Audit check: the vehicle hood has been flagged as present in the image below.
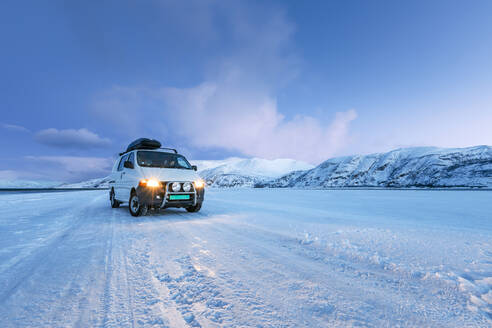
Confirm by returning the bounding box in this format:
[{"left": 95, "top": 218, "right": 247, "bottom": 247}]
[{"left": 137, "top": 167, "right": 200, "bottom": 182}]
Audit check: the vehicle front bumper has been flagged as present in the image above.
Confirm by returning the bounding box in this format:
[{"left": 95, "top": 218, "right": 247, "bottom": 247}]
[{"left": 136, "top": 185, "right": 204, "bottom": 208}]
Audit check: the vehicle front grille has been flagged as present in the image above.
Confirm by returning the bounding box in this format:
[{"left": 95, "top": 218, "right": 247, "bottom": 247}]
[{"left": 161, "top": 181, "right": 196, "bottom": 194}]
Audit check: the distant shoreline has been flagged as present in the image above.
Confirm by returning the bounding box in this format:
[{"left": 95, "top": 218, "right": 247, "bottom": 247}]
[
  {"left": 0, "top": 188, "right": 108, "bottom": 193},
  {"left": 1, "top": 187, "right": 491, "bottom": 194}
]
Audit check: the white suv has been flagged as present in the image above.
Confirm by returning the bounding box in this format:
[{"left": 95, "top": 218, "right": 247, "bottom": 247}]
[{"left": 109, "top": 139, "right": 204, "bottom": 216}]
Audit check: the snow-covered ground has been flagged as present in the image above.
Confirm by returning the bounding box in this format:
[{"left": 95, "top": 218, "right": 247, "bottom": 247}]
[{"left": 0, "top": 189, "right": 491, "bottom": 327}]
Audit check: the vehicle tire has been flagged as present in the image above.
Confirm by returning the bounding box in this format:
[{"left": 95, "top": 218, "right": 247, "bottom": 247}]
[
  {"left": 129, "top": 192, "right": 147, "bottom": 217},
  {"left": 186, "top": 203, "right": 201, "bottom": 213},
  {"left": 110, "top": 189, "right": 120, "bottom": 208}
]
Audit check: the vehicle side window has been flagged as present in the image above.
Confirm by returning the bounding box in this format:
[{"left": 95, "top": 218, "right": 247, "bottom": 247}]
[
  {"left": 117, "top": 154, "right": 128, "bottom": 171},
  {"left": 176, "top": 157, "right": 188, "bottom": 168},
  {"left": 128, "top": 152, "right": 134, "bottom": 165}
]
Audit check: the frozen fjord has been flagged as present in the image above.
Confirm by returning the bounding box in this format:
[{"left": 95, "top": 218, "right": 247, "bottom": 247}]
[{"left": 0, "top": 189, "right": 491, "bottom": 327}]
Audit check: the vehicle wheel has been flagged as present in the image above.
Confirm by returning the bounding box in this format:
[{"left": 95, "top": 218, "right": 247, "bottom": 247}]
[
  {"left": 186, "top": 203, "right": 201, "bottom": 213},
  {"left": 110, "top": 189, "right": 120, "bottom": 208},
  {"left": 129, "top": 192, "right": 147, "bottom": 217}
]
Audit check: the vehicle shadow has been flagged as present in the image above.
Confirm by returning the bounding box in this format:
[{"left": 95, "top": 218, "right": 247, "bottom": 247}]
[{"left": 113, "top": 204, "right": 220, "bottom": 223}]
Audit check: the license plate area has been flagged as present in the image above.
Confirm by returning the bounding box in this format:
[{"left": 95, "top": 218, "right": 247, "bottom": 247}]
[{"left": 169, "top": 194, "right": 191, "bottom": 200}]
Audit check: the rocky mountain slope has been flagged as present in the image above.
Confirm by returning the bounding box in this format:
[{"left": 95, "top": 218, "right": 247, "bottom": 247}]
[{"left": 257, "top": 146, "right": 492, "bottom": 188}]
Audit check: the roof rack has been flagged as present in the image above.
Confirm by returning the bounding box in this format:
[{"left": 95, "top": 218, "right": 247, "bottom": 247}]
[
  {"left": 119, "top": 138, "right": 163, "bottom": 156},
  {"left": 119, "top": 147, "right": 178, "bottom": 156},
  {"left": 160, "top": 147, "right": 178, "bottom": 154}
]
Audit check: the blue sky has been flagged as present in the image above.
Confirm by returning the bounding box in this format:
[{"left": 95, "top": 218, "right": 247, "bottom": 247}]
[{"left": 1, "top": 0, "right": 491, "bottom": 182}]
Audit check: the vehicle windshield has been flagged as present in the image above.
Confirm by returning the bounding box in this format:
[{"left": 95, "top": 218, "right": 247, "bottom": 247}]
[{"left": 137, "top": 151, "right": 192, "bottom": 169}]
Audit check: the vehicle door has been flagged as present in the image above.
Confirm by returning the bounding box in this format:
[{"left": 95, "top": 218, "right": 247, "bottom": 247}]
[
  {"left": 120, "top": 152, "right": 138, "bottom": 201},
  {"left": 115, "top": 154, "right": 128, "bottom": 201}
]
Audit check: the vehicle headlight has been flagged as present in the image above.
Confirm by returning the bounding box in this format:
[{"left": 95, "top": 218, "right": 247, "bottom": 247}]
[
  {"left": 171, "top": 182, "right": 181, "bottom": 192},
  {"left": 146, "top": 179, "right": 160, "bottom": 187},
  {"left": 182, "top": 182, "right": 192, "bottom": 192},
  {"left": 194, "top": 179, "right": 204, "bottom": 188},
  {"left": 139, "top": 179, "right": 161, "bottom": 188}
]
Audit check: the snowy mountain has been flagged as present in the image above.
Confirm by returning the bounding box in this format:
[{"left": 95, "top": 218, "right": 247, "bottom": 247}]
[
  {"left": 25, "top": 146, "right": 491, "bottom": 190},
  {"left": 193, "top": 158, "right": 314, "bottom": 187},
  {"left": 0, "top": 180, "right": 61, "bottom": 189},
  {"left": 57, "top": 176, "right": 112, "bottom": 189},
  {"left": 257, "top": 145, "right": 492, "bottom": 188}
]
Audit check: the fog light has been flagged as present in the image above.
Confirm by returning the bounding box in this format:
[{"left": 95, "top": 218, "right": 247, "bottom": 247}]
[
  {"left": 171, "top": 182, "right": 181, "bottom": 192},
  {"left": 182, "top": 182, "right": 192, "bottom": 192}
]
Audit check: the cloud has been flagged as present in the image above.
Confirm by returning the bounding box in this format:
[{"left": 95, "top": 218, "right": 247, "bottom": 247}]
[
  {"left": 25, "top": 156, "right": 113, "bottom": 182},
  {"left": 0, "top": 170, "right": 21, "bottom": 180},
  {"left": 35, "top": 128, "right": 111, "bottom": 149},
  {"left": 0, "top": 156, "right": 113, "bottom": 183},
  {"left": 1, "top": 123, "right": 30, "bottom": 133},
  {"left": 162, "top": 83, "right": 357, "bottom": 163},
  {"left": 92, "top": 1, "right": 357, "bottom": 163}
]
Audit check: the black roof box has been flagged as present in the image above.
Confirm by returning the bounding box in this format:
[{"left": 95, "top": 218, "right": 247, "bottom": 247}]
[{"left": 126, "top": 138, "right": 161, "bottom": 152}]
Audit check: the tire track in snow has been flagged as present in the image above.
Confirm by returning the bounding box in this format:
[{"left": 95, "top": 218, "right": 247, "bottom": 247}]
[
  {"left": 144, "top": 212, "right": 298, "bottom": 327},
  {"left": 169, "top": 216, "right": 480, "bottom": 327},
  {"left": 101, "top": 209, "right": 116, "bottom": 327},
  {"left": 98, "top": 209, "right": 168, "bottom": 328},
  {"left": 0, "top": 193, "right": 114, "bottom": 327},
  {"left": 2, "top": 189, "right": 491, "bottom": 327},
  {"left": 122, "top": 244, "right": 137, "bottom": 328},
  {"left": 153, "top": 255, "right": 232, "bottom": 327},
  {"left": 0, "top": 195, "right": 104, "bottom": 303},
  {"left": 135, "top": 212, "right": 236, "bottom": 327},
  {"left": 220, "top": 222, "right": 464, "bottom": 325}
]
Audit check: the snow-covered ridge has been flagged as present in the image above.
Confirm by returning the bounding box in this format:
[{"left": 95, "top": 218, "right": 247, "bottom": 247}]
[
  {"left": 258, "top": 145, "right": 492, "bottom": 188},
  {"left": 57, "top": 177, "right": 112, "bottom": 189},
  {"left": 5, "top": 146, "right": 489, "bottom": 189},
  {"left": 0, "top": 180, "right": 61, "bottom": 189},
  {"left": 193, "top": 157, "right": 314, "bottom": 188}
]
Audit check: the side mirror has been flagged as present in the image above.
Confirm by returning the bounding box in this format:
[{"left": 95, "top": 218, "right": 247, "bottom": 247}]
[
  {"left": 191, "top": 165, "right": 197, "bottom": 171},
  {"left": 124, "top": 161, "right": 134, "bottom": 169}
]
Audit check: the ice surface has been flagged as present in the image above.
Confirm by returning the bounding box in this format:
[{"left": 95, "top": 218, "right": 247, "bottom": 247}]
[{"left": 0, "top": 189, "right": 491, "bottom": 327}]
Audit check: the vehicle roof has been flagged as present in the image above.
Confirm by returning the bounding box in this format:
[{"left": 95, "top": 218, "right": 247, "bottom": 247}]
[{"left": 119, "top": 148, "right": 181, "bottom": 158}]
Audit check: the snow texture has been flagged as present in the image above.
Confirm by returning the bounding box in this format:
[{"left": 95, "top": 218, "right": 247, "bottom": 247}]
[
  {"left": 0, "top": 188, "right": 491, "bottom": 327},
  {"left": 259, "top": 145, "right": 492, "bottom": 188}
]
